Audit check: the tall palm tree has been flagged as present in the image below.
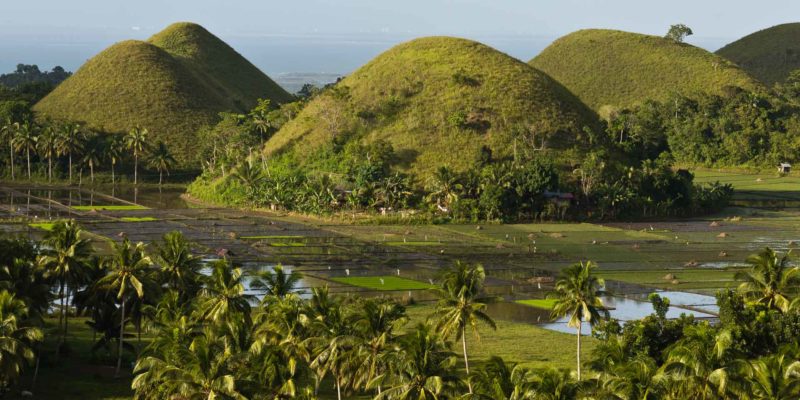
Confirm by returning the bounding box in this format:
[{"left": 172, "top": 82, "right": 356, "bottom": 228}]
[
  {"left": 740, "top": 347, "right": 800, "bottom": 399},
  {"left": 350, "top": 298, "right": 407, "bottom": 395},
  {"left": 735, "top": 247, "right": 800, "bottom": 312},
  {"left": 0, "top": 291, "right": 43, "bottom": 391},
  {"left": 1, "top": 120, "right": 18, "bottom": 180},
  {"left": 99, "top": 238, "right": 155, "bottom": 377},
  {"left": 13, "top": 122, "right": 38, "bottom": 180},
  {"left": 250, "top": 264, "right": 303, "bottom": 299},
  {"left": 433, "top": 261, "right": 497, "bottom": 394},
  {"left": 147, "top": 141, "right": 175, "bottom": 186},
  {"left": 198, "top": 260, "right": 253, "bottom": 327},
  {"left": 37, "top": 220, "right": 91, "bottom": 344},
  {"left": 468, "top": 356, "right": 535, "bottom": 400},
  {"left": 81, "top": 134, "right": 104, "bottom": 184},
  {"left": 36, "top": 124, "right": 58, "bottom": 182},
  {"left": 154, "top": 231, "right": 201, "bottom": 301},
  {"left": 550, "top": 261, "right": 608, "bottom": 380},
  {"left": 306, "top": 287, "right": 355, "bottom": 400},
  {"left": 126, "top": 127, "right": 148, "bottom": 185},
  {"left": 56, "top": 122, "right": 85, "bottom": 183},
  {"left": 107, "top": 134, "right": 124, "bottom": 186},
  {"left": 377, "top": 323, "right": 460, "bottom": 399}
]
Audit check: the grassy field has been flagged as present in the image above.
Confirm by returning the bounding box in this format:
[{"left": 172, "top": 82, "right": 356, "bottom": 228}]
[
  {"left": 331, "top": 276, "right": 435, "bottom": 290},
  {"left": 716, "top": 22, "right": 800, "bottom": 85},
  {"left": 119, "top": 217, "right": 158, "bottom": 222},
  {"left": 517, "top": 299, "right": 558, "bottom": 310}
]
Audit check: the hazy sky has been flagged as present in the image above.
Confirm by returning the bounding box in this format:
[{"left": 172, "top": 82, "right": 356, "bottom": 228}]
[{"left": 1, "top": 1, "right": 799, "bottom": 76}]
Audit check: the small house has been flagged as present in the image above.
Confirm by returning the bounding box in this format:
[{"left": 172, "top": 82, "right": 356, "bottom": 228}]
[{"left": 779, "top": 163, "right": 792, "bottom": 173}]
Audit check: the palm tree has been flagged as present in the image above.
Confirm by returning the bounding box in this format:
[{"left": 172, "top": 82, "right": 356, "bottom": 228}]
[
  {"left": 426, "top": 166, "right": 463, "bottom": 211},
  {"left": 56, "top": 122, "right": 85, "bottom": 183},
  {"left": 37, "top": 220, "right": 91, "bottom": 344},
  {"left": 306, "top": 287, "right": 355, "bottom": 400},
  {"left": 1, "top": 120, "right": 18, "bottom": 180},
  {"left": 81, "top": 134, "right": 104, "bottom": 184},
  {"left": 198, "top": 260, "right": 253, "bottom": 326},
  {"left": 350, "top": 298, "right": 407, "bottom": 395},
  {"left": 147, "top": 141, "right": 175, "bottom": 186},
  {"left": 0, "top": 291, "right": 43, "bottom": 391},
  {"left": 550, "top": 261, "right": 608, "bottom": 380},
  {"left": 468, "top": 356, "right": 535, "bottom": 400},
  {"left": 154, "top": 231, "right": 201, "bottom": 301},
  {"left": 13, "top": 122, "right": 38, "bottom": 180},
  {"left": 250, "top": 264, "right": 303, "bottom": 299},
  {"left": 530, "top": 367, "right": 583, "bottom": 400},
  {"left": 433, "top": 261, "right": 497, "bottom": 394},
  {"left": 126, "top": 127, "right": 148, "bottom": 185},
  {"left": 740, "top": 347, "right": 800, "bottom": 399},
  {"left": 36, "top": 124, "right": 58, "bottom": 182},
  {"left": 107, "top": 134, "right": 124, "bottom": 186},
  {"left": 377, "top": 323, "right": 460, "bottom": 399},
  {"left": 99, "top": 238, "right": 155, "bottom": 377},
  {"left": 735, "top": 248, "right": 800, "bottom": 312}
]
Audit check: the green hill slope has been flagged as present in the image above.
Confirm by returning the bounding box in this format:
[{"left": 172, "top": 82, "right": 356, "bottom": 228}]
[
  {"left": 263, "top": 36, "right": 600, "bottom": 179},
  {"left": 716, "top": 23, "right": 800, "bottom": 85},
  {"left": 34, "top": 23, "right": 291, "bottom": 166},
  {"left": 530, "top": 29, "right": 763, "bottom": 111}
]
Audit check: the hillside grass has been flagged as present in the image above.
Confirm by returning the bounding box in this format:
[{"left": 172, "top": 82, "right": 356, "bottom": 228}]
[
  {"left": 716, "top": 23, "right": 800, "bottom": 85},
  {"left": 530, "top": 29, "right": 764, "bottom": 111},
  {"left": 262, "top": 36, "right": 600, "bottom": 180},
  {"left": 34, "top": 22, "right": 291, "bottom": 167}
]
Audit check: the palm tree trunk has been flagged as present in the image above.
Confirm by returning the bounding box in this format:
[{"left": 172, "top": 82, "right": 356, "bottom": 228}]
[
  {"left": 336, "top": 377, "right": 341, "bottom": 400},
  {"left": 90, "top": 163, "right": 94, "bottom": 184},
  {"left": 576, "top": 323, "right": 582, "bottom": 380},
  {"left": 111, "top": 162, "right": 115, "bottom": 185},
  {"left": 134, "top": 154, "right": 138, "bottom": 185},
  {"left": 48, "top": 157, "right": 52, "bottom": 182},
  {"left": 64, "top": 286, "right": 70, "bottom": 339},
  {"left": 461, "top": 327, "right": 473, "bottom": 394},
  {"left": 26, "top": 148, "right": 31, "bottom": 180},
  {"left": 159, "top": 170, "right": 163, "bottom": 186},
  {"left": 9, "top": 143, "right": 13, "bottom": 180},
  {"left": 116, "top": 299, "right": 126, "bottom": 377},
  {"left": 68, "top": 153, "right": 73, "bottom": 183}
]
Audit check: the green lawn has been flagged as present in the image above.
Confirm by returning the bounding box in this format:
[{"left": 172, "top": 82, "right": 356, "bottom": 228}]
[
  {"left": 331, "top": 276, "right": 436, "bottom": 290},
  {"left": 28, "top": 222, "right": 56, "bottom": 231},
  {"left": 516, "top": 299, "right": 557, "bottom": 310},
  {"left": 72, "top": 205, "right": 149, "bottom": 211}
]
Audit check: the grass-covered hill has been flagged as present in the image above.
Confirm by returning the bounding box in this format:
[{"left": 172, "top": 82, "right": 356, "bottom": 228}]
[
  {"left": 716, "top": 23, "right": 800, "bottom": 85},
  {"left": 34, "top": 22, "right": 291, "bottom": 166},
  {"left": 530, "top": 29, "right": 763, "bottom": 112},
  {"left": 263, "top": 36, "right": 600, "bottom": 179}
]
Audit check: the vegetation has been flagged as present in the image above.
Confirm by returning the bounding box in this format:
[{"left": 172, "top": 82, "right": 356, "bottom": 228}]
[
  {"left": 331, "top": 276, "right": 434, "bottom": 291},
  {"left": 33, "top": 22, "right": 292, "bottom": 166},
  {"left": 530, "top": 29, "right": 764, "bottom": 111},
  {"left": 717, "top": 23, "right": 800, "bottom": 85}
]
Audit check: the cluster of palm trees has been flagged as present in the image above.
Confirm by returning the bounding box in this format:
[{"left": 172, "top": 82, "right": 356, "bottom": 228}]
[{"left": 0, "top": 119, "right": 176, "bottom": 185}]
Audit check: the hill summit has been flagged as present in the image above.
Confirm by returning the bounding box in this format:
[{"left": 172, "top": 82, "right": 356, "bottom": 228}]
[
  {"left": 716, "top": 23, "right": 800, "bottom": 85},
  {"left": 262, "top": 36, "right": 599, "bottom": 179},
  {"left": 530, "top": 29, "right": 763, "bottom": 112},
  {"left": 34, "top": 22, "right": 292, "bottom": 166}
]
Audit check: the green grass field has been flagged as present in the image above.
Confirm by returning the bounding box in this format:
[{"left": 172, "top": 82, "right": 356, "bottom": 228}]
[
  {"left": 516, "top": 299, "right": 558, "bottom": 310},
  {"left": 28, "top": 222, "right": 56, "bottom": 231},
  {"left": 119, "top": 217, "right": 158, "bottom": 222},
  {"left": 331, "top": 276, "right": 436, "bottom": 290},
  {"left": 72, "top": 205, "right": 149, "bottom": 211}
]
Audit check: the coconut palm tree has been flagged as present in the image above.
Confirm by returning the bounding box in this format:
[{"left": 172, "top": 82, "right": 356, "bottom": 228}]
[
  {"left": 81, "top": 134, "right": 104, "bottom": 185},
  {"left": 426, "top": 166, "right": 463, "bottom": 211},
  {"left": 0, "top": 291, "right": 43, "bottom": 391},
  {"left": 36, "top": 123, "right": 58, "bottom": 182},
  {"left": 13, "top": 122, "right": 38, "bottom": 180},
  {"left": 306, "top": 287, "right": 355, "bottom": 400},
  {"left": 56, "top": 122, "right": 85, "bottom": 183},
  {"left": 550, "top": 261, "right": 608, "bottom": 380},
  {"left": 735, "top": 247, "right": 800, "bottom": 312},
  {"left": 377, "top": 323, "right": 460, "bottom": 399},
  {"left": 99, "top": 238, "right": 155, "bottom": 377},
  {"left": 154, "top": 231, "right": 202, "bottom": 301},
  {"left": 107, "top": 134, "right": 124, "bottom": 186},
  {"left": 434, "top": 261, "right": 497, "bottom": 394},
  {"left": 126, "top": 127, "right": 148, "bottom": 185},
  {"left": 198, "top": 260, "right": 253, "bottom": 327},
  {"left": 467, "top": 356, "right": 536, "bottom": 400},
  {"left": 1, "top": 119, "right": 18, "bottom": 180},
  {"left": 37, "top": 220, "right": 91, "bottom": 344},
  {"left": 0, "top": 258, "right": 51, "bottom": 321},
  {"left": 250, "top": 264, "right": 303, "bottom": 299},
  {"left": 350, "top": 298, "right": 407, "bottom": 395},
  {"left": 530, "top": 367, "right": 583, "bottom": 400},
  {"left": 147, "top": 141, "right": 175, "bottom": 186},
  {"left": 740, "top": 346, "right": 800, "bottom": 399}
]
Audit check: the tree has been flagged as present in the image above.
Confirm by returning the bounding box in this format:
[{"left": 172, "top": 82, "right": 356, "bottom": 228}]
[
  {"left": 81, "top": 134, "right": 104, "bottom": 184},
  {"left": 56, "top": 122, "right": 85, "bottom": 183},
  {"left": 468, "top": 356, "right": 535, "bottom": 400},
  {"left": 434, "top": 261, "right": 497, "bottom": 394},
  {"left": 250, "top": 264, "right": 303, "bottom": 299},
  {"left": 0, "top": 291, "right": 43, "bottom": 391},
  {"left": 198, "top": 260, "right": 253, "bottom": 327},
  {"left": 735, "top": 248, "right": 800, "bottom": 312},
  {"left": 550, "top": 261, "right": 608, "bottom": 380},
  {"left": 659, "top": 324, "right": 738, "bottom": 398},
  {"left": 36, "top": 123, "right": 58, "bottom": 182},
  {"left": 12, "top": 121, "right": 37, "bottom": 180},
  {"left": 154, "top": 231, "right": 202, "bottom": 302},
  {"left": 147, "top": 141, "right": 175, "bottom": 186},
  {"left": 107, "top": 134, "right": 124, "bottom": 186},
  {"left": 350, "top": 298, "right": 407, "bottom": 395},
  {"left": 126, "top": 127, "right": 148, "bottom": 185},
  {"left": 666, "top": 24, "right": 693, "bottom": 43},
  {"left": 0, "top": 120, "right": 17, "bottom": 180},
  {"left": 99, "top": 238, "right": 155, "bottom": 377},
  {"left": 37, "top": 220, "right": 91, "bottom": 346},
  {"left": 426, "top": 166, "right": 463, "bottom": 212},
  {"left": 740, "top": 347, "right": 800, "bottom": 399},
  {"left": 306, "top": 287, "right": 354, "bottom": 400}
]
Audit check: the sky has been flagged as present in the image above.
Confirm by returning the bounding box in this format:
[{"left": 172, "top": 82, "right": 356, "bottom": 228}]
[{"left": 1, "top": 0, "right": 799, "bottom": 76}]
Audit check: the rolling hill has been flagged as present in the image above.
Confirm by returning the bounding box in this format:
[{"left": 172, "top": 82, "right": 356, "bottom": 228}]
[
  {"left": 530, "top": 29, "right": 763, "bottom": 112},
  {"left": 262, "top": 36, "right": 600, "bottom": 179},
  {"left": 34, "top": 22, "right": 291, "bottom": 166},
  {"left": 716, "top": 23, "right": 800, "bottom": 85}
]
